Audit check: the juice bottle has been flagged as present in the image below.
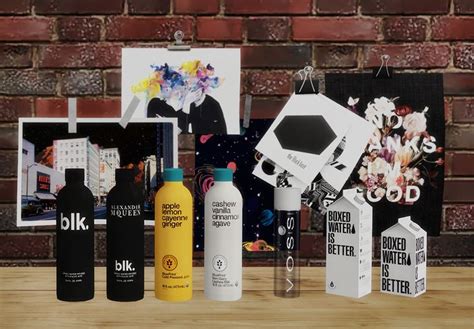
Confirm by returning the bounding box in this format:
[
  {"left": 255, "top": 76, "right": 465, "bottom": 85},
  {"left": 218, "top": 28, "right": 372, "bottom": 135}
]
[
  {"left": 155, "top": 168, "right": 193, "bottom": 301},
  {"left": 204, "top": 168, "right": 243, "bottom": 301}
]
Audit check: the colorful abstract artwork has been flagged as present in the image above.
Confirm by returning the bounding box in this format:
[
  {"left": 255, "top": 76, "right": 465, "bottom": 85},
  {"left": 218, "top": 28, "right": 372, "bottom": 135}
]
[{"left": 122, "top": 48, "right": 241, "bottom": 135}]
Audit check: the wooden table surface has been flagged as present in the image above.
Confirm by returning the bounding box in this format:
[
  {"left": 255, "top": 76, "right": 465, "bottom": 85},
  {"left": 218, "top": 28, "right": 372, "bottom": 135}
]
[{"left": 0, "top": 267, "right": 473, "bottom": 328}]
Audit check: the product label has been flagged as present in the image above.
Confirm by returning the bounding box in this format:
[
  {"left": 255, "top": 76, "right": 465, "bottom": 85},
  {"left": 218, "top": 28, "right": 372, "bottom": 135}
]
[
  {"left": 159, "top": 254, "right": 190, "bottom": 289},
  {"left": 60, "top": 212, "right": 89, "bottom": 231},
  {"left": 110, "top": 204, "right": 141, "bottom": 218},
  {"left": 161, "top": 203, "right": 189, "bottom": 228},
  {"left": 114, "top": 259, "right": 137, "bottom": 283},
  {"left": 211, "top": 255, "right": 238, "bottom": 288},
  {"left": 325, "top": 205, "right": 372, "bottom": 298},
  {"left": 211, "top": 201, "right": 239, "bottom": 228},
  {"left": 274, "top": 210, "right": 300, "bottom": 296},
  {"left": 381, "top": 234, "right": 426, "bottom": 296},
  {"left": 327, "top": 210, "right": 356, "bottom": 257},
  {"left": 61, "top": 271, "right": 86, "bottom": 283}
]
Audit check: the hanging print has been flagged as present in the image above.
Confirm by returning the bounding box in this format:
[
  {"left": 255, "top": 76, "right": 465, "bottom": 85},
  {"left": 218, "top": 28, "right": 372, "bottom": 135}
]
[
  {"left": 122, "top": 48, "right": 241, "bottom": 135},
  {"left": 325, "top": 73, "right": 445, "bottom": 235},
  {"left": 194, "top": 120, "right": 276, "bottom": 252}
]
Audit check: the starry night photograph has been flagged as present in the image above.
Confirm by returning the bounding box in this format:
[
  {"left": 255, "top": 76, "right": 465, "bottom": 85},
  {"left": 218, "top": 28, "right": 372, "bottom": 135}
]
[{"left": 194, "top": 119, "right": 276, "bottom": 252}]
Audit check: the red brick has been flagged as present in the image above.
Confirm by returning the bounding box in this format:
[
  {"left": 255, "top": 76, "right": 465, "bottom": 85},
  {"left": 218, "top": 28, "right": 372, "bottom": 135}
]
[
  {"left": 106, "top": 16, "right": 193, "bottom": 41},
  {"left": 446, "top": 125, "right": 474, "bottom": 150},
  {"left": 34, "top": 0, "right": 123, "bottom": 14},
  {"left": 444, "top": 73, "right": 474, "bottom": 96},
  {"left": 0, "top": 150, "right": 16, "bottom": 177},
  {"left": 0, "top": 127, "right": 17, "bottom": 149},
  {"left": 239, "top": 97, "right": 287, "bottom": 119},
  {"left": 0, "top": 0, "right": 30, "bottom": 14},
  {"left": 454, "top": 44, "right": 474, "bottom": 70},
  {"left": 292, "top": 17, "right": 380, "bottom": 41},
  {"left": 128, "top": 0, "right": 170, "bottom": 14},
  {"left": 361, "top": 0, "right": 449, "bottom": 14},
  {"left": 0, "top": 17, "right": 53, "bottom": 41},
  {"left": 445, "top": 151, "right": 453, "bottom": 177},
  {"left": 197, "top": 18, "right": 242, "bottom": 41},
  {"left": 300, "top": 233, "right": 325, "bottom": 258},
  {"left": 0, "top": 97, "right": 33, "bottom": 122},
  {"left": 454, "top": 0, "right": 474, "bottom": 14},
  {"left": 314, "top": 45, "right": 357, "bottom": 68},
  {"left": 225, "top": 0, "right": 312, "bottom": 14},
  {"left": 432, "top": 17, "right": 474, "bottom": 41},
  {"left": 105, "top": 70, "right": 121, "bottom": 96},
  {"left": 38, "top": 44, "right": 121, "bottom": 68},
  {"left": 444, "top": 97, "right": 453, "bottom": 124},
  {"left": 316, "top": 0, "right": 356, "bottom": 15},
  {"left": 452, "top": 98, "right": 474, "bottom": 123},
  {"left": 444, "top": 180, "right": 474, "bottom": 203},
  {"left": 363, "top": 44, "right": 450, "bottom": 68},
  {"left": 427, "top": 235, "right": 474, "bottom": 258},
  {"left": 35, "top": 98, "right": 121, "bottom": 118},
  {"left": 0, "top": 179, "right": 16, "bottom": 202},
  {"left": 0, "top": 205, "right": 19, "bottom": 231},
  {"left": 246, "top": 17, "right": 290, "bottom": 41},
  {"left": 451, "top": 153, "right": 474, "bottom": 176},
  {"left": 174, "top": 0, "right": 219, "bottom": 14},
  {"left": 383, "top": 17, "right": 427, "bottom": 41},
  {"left": 0, "top": 234, "right": 51, "bottom": 258},
  {"left": 0, "top": 45, "right": 31, "bottom": 68},
  {"left": 0, "top": 70, "right": 57, "bottom": 95},
  {"left": 241, "top": 45, "right": 311, "bottom": 68},
  {"left": 57, "top": 17, "right": 102, "bottom": 42},
  {"left": 246, "top": 70, "right": 293, "bottom": 96},
  {"left": 60, "top": 70, "right": 103, "bottom": 96},
  {"left": 178, "top": 151, "right": 195, "bottom": 177},
  {"left": 444, "top": 204, "right": 474, "bottom": 231}
]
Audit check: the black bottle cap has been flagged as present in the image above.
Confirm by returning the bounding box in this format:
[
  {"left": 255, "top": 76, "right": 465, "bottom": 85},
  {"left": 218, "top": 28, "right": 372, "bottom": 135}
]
[
  {"left": 116, "top": 168, "right": 134, "bottom": 184},
  {"left": 65, "top": 168, "right": 85, "bottom": 185}
]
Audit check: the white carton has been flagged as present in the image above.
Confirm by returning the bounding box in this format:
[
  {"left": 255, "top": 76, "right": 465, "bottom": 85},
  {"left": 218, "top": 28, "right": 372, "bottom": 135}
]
[
  {"left": 380, "top": 216, "right": 427, "bottom": 297},
  {"left": 326, "top": 188, "right": 372, "bottom": 298}
]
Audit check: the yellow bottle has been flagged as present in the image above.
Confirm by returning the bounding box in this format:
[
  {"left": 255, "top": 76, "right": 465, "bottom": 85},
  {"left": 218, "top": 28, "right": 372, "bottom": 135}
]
[{"left": 155, "top": 168, "right": 193, "bottom": 301}]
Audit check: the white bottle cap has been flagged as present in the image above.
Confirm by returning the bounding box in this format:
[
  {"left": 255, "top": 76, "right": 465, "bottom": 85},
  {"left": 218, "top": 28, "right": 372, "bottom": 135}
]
[{"left": 274, "top": 187, "right": 301, "bottom": 211}]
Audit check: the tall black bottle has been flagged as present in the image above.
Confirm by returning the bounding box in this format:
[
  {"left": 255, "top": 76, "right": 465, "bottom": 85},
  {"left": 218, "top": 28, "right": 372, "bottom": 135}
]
[
  {"left": 56, "top": 168, "right": 95, "bottom": 301},
  {"left": 107, "top": 169, "right": 144, "bottom": 301}
]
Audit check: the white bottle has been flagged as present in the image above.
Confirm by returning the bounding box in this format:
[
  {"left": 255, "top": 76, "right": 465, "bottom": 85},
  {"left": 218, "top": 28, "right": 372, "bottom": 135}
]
[{"left": 204, "top": 168, "right": 243, "bottom": 301}]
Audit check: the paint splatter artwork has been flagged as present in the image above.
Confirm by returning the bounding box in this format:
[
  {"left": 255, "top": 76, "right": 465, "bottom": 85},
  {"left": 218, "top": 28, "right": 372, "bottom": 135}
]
[{"left": 122, "top": 48, "right": 241, "bottom": 134}]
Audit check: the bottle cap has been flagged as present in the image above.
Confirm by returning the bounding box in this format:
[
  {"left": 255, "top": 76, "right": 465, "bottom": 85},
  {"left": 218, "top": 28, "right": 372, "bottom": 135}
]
[
  {"left": 164, "top": 168, "right": 183, "bottom": 182},
  {"left": 116, "top": 168, "right": 134, "bottom": 183},
  {"left": 274, "top": 187, "right": 301, "bottom": 211},
  {"left": 65, "top": 168, "right": 84, "bottom": 185},
  {"left": 214, "top": 168, "right": 233, "bottom": 182}
]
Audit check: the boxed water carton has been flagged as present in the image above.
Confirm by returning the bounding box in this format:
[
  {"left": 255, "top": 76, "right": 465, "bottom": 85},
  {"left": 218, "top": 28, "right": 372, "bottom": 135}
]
[
  {"left": 326, "top": 188, "right": 372, "bottom": 298},
  {"left": 380, "top": 216, "right": 427, "bottom": 297}
]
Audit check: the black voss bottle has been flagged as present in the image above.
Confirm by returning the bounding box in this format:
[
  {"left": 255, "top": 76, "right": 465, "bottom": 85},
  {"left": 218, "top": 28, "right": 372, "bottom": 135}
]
[
  {"left": 107, "top": 169, "right": 144, "bottom": 301},
  {"left": 56, "top": 168, "right": 95, "bottom": 301}
]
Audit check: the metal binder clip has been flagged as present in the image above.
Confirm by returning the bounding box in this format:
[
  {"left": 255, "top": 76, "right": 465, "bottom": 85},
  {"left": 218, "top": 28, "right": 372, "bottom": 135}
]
[
  {"left": 373, "top": 54, "right": 393, "bottom": 79},
  {"left": 294, "top": 66, "right": 319, "bottom": 94},
  {"left": 167, "top": 30, "right": 191, "bottom": 51}
]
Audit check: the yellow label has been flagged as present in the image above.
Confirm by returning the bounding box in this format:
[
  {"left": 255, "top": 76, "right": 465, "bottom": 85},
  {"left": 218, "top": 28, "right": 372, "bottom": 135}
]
[{"left": 154, "top": 182, "right": 193, "bottom": 301}]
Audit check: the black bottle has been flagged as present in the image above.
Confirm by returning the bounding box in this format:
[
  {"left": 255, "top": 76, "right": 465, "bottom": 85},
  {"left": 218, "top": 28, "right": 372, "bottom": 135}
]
[
  {"left": 56, "top": 168, "right": 95, "bottom": 301},
  {"left": 106, "top": 169, "right": 144, "bottom": 301}
]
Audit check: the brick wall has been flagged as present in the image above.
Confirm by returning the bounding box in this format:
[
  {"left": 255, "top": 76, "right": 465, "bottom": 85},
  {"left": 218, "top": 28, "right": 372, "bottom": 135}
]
[{"left": 0, "top": 0, "right": 473, "bottom": 266}]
